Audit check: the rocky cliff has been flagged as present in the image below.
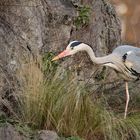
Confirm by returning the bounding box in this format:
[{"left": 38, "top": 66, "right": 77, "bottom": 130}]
[{"left": 1, "top": 0, "right": 137, "bottom": 139}]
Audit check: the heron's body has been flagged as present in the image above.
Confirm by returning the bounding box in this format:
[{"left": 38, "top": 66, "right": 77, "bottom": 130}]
[
  {"left": 52, "top": 41, "right": 140, "bottom": 118},
  {"left": 106, "top": 45, "right": 140, "bottom": 81}
]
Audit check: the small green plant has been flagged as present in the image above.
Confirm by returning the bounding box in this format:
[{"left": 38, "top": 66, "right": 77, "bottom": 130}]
[
  {"left": 42, "top": 52, "right": 58, "bottom": 75},
  {"left": 75, "top": 5, "right": 91, "bottom": 29},
  {"left": 15, "top": 123, "right": 35, "bottom": 139}
]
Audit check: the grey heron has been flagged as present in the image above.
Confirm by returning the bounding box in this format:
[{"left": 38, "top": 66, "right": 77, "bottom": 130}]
[{"left": 52, "top": 41, "right": 140, "bottom": 119}]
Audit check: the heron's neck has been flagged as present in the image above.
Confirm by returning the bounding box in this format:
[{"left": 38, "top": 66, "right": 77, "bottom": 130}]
[{"left": 84, "top": 45, "right": 113, "bottom": 64}]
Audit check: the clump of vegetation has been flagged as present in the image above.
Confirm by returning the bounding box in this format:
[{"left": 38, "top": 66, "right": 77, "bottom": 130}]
[
  {"left": 14, "top": 53, "right": 140, "bottom": 140},
  {"left": 42, "top": 52, "right": 58, "bottom": 74},
  {"left": 75, "top": 5, "right": 91, "bottom": 29}
]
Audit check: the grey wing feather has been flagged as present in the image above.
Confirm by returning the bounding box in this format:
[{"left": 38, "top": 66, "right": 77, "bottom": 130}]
[
  {"left": 113, "top": 45, "right": 140, "bottom": 55},
  {"left": 113, "top": 45, "right": 140, "bottom": 73},
  {"left": 126, "top": 52, "right": 140, "bottom": 73},
  {"left": 135, "top": 51, "right": 140, "bottom": 57}
]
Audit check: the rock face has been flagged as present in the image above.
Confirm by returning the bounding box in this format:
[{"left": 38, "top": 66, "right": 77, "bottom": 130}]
[
  {"left": 0, "top": 0, "right": 121, "bottom": 113},
  {"left": 0, "top": 0, "right": 133, "bottom": 139},
  {"left": 0, "top": 123, "right": 24, "bottom": 140},
  {"left": 0, "top": 123, "right": 59, "bottom": 140},
  {"left": 37, "top": 130, "right": 59, "bottom": 140}
]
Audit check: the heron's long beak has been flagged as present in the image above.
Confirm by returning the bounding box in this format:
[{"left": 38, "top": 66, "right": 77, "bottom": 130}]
[{"left": 52, "top": 50, "right": 70, "bottom": 61}]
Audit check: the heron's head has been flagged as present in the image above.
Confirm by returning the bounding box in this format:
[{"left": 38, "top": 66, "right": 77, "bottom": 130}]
[{"left": 52, "top": 41, "right": 87, "bottom": 61}]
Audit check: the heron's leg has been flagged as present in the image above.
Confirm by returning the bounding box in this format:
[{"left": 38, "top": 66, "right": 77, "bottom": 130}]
[{"left": 124, "top": 82, "right": 130, "bottom": 119}]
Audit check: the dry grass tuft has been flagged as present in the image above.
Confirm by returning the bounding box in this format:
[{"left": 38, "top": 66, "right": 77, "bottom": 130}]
[{"left": 16, "top": 54, "right": 140, "bottom": 140}]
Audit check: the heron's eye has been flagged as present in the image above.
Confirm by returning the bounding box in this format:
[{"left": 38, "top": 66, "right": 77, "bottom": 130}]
[{"left": 70, "top": 46, "right": 74, "bottom": 50}]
